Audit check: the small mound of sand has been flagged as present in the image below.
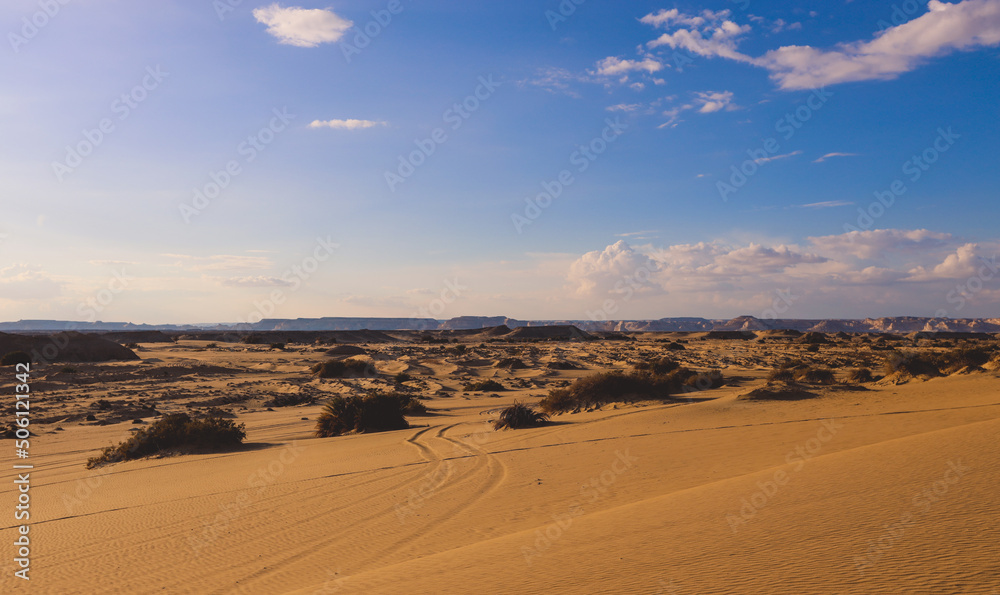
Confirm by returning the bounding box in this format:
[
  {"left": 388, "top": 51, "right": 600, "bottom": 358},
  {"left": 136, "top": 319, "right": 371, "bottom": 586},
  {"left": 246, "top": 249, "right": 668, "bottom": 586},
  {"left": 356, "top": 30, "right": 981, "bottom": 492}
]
[
  {"left": 496, "top": 357, "right": 527, "bottom": 370},
  {"left": 545, "top": 360, "right": 581, "bottom": 370},
  {"left": 739, "top": 383, "right": 817, "bottom": 401}
]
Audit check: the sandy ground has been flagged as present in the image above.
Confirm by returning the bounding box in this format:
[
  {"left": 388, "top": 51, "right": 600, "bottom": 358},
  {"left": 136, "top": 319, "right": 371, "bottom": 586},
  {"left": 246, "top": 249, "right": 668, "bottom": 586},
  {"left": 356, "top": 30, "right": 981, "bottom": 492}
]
[{"left": 2, "top": 336, "right": 999, "bottom": 594}]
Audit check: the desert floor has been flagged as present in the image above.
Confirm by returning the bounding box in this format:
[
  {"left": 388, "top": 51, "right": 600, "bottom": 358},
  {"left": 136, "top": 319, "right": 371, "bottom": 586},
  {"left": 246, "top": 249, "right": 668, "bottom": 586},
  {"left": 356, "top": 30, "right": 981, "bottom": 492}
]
[{"left": 2, "top": 335, "right": 999, "bottom": 594}]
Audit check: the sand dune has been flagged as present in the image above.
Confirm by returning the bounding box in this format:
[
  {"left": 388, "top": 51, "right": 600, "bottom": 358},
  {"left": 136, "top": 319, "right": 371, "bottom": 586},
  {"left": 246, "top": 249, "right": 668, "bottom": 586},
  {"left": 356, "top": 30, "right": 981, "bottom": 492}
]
[{"left": 1, "top": 337, "right": 998, "bottom": 594}]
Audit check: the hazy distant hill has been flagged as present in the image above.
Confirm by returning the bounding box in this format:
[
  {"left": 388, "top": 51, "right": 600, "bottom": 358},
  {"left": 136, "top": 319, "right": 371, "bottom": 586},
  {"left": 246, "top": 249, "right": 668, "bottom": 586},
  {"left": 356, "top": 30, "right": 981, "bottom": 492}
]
[{"left": 2, "top": 316, "right": 999, "bottom": 334}]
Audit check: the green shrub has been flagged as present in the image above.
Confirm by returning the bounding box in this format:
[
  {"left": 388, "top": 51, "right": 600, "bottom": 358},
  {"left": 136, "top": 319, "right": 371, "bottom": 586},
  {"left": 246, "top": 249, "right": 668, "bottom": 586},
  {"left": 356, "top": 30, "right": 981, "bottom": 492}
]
[
  {"left": 1, "top": 351, "right": 31, "bottom": 366},
  {"left": 311, "top": 359, "right": 376, "bottom": 378},
  {"left": 493, "top": 402, "right": 548, "bottom": 430},
  {"left": 314, "top": 392, "right": 410, "bottom": 437},
  {"left": 86, "top": 413, "right": 246, "bottom": 468}
]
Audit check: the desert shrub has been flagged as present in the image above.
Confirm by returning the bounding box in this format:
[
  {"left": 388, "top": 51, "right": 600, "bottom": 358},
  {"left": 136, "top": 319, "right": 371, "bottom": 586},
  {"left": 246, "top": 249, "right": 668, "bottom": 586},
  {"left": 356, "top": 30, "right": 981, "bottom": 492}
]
[
  {"left": 796, "top": 368, "right": 836, "bottom": 385},
  {"left": 665, "top": 341, "right": 686, "bottom": 351},
  {"left": 632, "top": 356, "right": 680, "bottom": 375},
  {"left": 1, "top": 351, "right": 31, "bottom": 366},
  {"left": 935, "top": 347, "right": 991, "bottom": 374},
  {"left": 206, "top": 343, "right": 218, "bottom": 349},
  {"left": 464, "top": 379, "right": 505, "bottom": 392},
  {"left": 493, "top": 402, "right": 549, "bottom": 430},
  {"left": 767, "top": 368, "right": 797, "bottom": 383},
  {"left": 59, "top": 366, "right": 78, "bottom": 374},
  {"left": 393, "top": 372, "right": 412, "bottom": 384},
  {"left": 538, "top": 365, "right": 721, "bottom": 413},
  {"left": 846, "top": 368, "right": 875, "bottom": 383},
  {"left": 805, "top": 344, "right": 820, "bottom": 353},
  {"left": 86, "top": 413, "right": 245, "bottom": 468},
  {"left": 395, "top": 393, "right": 428, "bottom": 415},
  {"left": 269, "top": 343, "right": 286, "bottom": 351},
  {"left": 449, "top": 345, "right": 467, "bottom": 354},
  {"left": 314, "top": 393, "right": 409, "bottom": 437},
  {"left": 882, "top": 351, "right": 941, "bottom": 378},
  {"left": 265, "top": 393, "right": 315, "bottom": 407},
  {"left": 311, "top": 359, "right": 376, "bottom": 379}
]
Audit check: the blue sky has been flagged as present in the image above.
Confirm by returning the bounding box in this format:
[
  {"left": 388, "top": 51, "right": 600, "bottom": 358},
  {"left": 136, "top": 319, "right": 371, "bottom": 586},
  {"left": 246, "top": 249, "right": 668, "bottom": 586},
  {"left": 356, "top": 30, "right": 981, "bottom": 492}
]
[{"left": 1, "top": 0, "right": 999, "bottom": 323}]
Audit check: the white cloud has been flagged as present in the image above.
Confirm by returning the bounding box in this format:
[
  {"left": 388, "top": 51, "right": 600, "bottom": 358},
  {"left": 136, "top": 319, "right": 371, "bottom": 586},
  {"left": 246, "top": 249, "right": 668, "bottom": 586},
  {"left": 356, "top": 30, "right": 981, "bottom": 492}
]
[
  {"left": 220, "top": 276, "right": 294, "bottom": 288},
  {"left": 814, "top": 152, "right": 860, "bottom": 163},
  {"left": 308, "top": 119, "right": 388, "bottom": 130},
  {"left": 646, "top": 11, "right": 753, "bottom": 62},
  {"left": 907, "top": 242, "right": 998, "bottom": 280},
  {"left": 593, "top": 56, "right": 664, "bottom": 76},
  {"left": 0, "top": 265, "right": 62, "bottom": 301},
  {"left": 753, "top": 150, "right": 801, "bottom": 165},
  {"left": 164, "top": 254, "right": 273, "bottom": 272},
  {"left": 606, "top": 103, "right": 643, "bottom": 112},
  {"left": 253, "top": 4, "right": 354, "bottom": 48},
  {"left": 795, "top": 200, "right": 854, "bottom": 209},
  {"left": 640, "top": 8, "right": 733, "bottom": 29},
  {"left": 756, "top": 0, "right": 1000, "bottom": 89},
  {"left": 808, "top": 229, "right": 953, "bottom": 260},
  {"left": 567, "top": 240, "right": 661, "bottom": 296},
  {"left": 694, "top": 90, "right": 736, "bottom": 112}
]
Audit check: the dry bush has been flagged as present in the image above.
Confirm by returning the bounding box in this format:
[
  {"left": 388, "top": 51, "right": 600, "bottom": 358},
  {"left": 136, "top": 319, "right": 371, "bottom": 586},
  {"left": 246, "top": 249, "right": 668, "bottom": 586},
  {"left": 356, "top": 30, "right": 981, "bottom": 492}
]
[
  {"left": 311, "top": 359, "right": 376, "bottom": 379},
  {"left": 846, "top": 368, "right": 875, "bottom": 383},
  {"left": 539, "top": 365, "right": 723, "bottom": 414},
  {"left": 493, "top": 402, "right": 549, "bottom": 430},
  {"left": 464, "top": 379, "right": 505, "bottom": 392},
  {"left": 314, "top": 392, "right": 410, "bottom": 437},
  {"left": 86, "top": 413, "right": 246, "bottom": 468}
]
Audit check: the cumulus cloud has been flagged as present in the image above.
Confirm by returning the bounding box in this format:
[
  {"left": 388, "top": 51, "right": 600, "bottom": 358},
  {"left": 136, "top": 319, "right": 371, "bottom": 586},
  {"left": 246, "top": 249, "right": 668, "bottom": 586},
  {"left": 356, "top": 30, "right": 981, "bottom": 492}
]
[
  {"left": 756, "top": 0, "right": 1000, "bottom": 89},
  {"left": 253, "top": 4, "right": 354, "bottom": 47},
  {"left": 635, "top": 1, "right": 1000, "bottom": 91},
  {"left": 907, "top": 243, "right": 999, "bottom": 280},
  {"left": 308, "top": 119, "right": 388, "bottom": 130},
  {"left": 567, "top": 240, "right": 661, "bottom": 296},
  {"left": 808, "top": 229, "right": 953, "bottom": 260},
  {"left": 558, "top": 230, "right": 1000, "bottom": 317}
]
